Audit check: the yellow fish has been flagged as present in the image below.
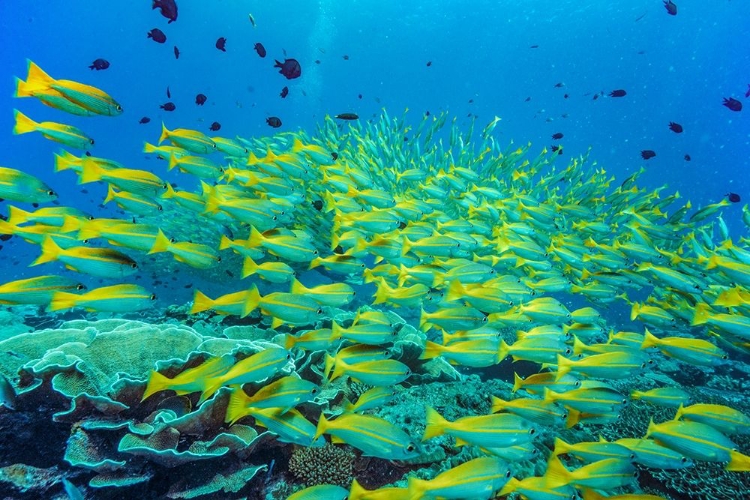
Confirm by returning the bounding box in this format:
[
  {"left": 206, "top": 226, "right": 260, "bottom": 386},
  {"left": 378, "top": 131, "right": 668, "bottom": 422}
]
[{"left": 13, "top": 109, "right": 94, "bottom": 150}]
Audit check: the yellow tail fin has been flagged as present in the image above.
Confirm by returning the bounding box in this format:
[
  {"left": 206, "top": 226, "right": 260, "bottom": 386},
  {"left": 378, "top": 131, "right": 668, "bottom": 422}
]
[
  {"left": 422, "top": 406, "right": 448, "bottom": 440},
  {"left": 48, "top": 291, "right": 79, "bottom": 312},
  {"left": 30, "top": 237, "right": 63, "bottom": 266},
  {"left": 225, "top": 387, "right": 252, "bottom": 425},
  {"left": 26, "top": 60, "right": 55, "bottom": 88},
  {"left": 12, "top": 109, "right": 38, "bottom": 135},
  {"left": 159, "top": 122, "right": 170, "bottom": 145},
  {"left": 190, "top": 290, "right": 214, "bottom": 314}
]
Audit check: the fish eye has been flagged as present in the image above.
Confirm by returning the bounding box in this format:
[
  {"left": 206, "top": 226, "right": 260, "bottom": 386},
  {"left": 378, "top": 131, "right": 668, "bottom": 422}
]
[
  {"left": 116, "top": 105, "right": 123, "bottom": 111},
  {"left": 130, "top": 263, "right": 138, "bottom": 269},
  {"left": 89, "top": 139, "right": 95, "bottom": 144},
  {"left": 621, "top": 399, "right": 628, "bottom": 404},
  {"left": 76, "top": 284, "right": 86, "bottom": 290},
  {"left": 311, "top": 388, "right": 319, "bottom": 394},
  {"left": 313, "top": 250, "right": 319, "bottom": 255},
  {"left": 47, "top": 190, "right": 56, "bottom": 196},
  {"left": 564, "top": 348, "right": 572, "bottom": 355},
  {"left": 681, "top": 457, "right": 688, "bottom": 463},
  {"left": 505, "top": 470, "right": 512, "bottom": 478},
  {"left": 316, "top": 308, "right": 323, "bottom": 314},
  {"left": 574, "top": 381, "right": 581, "bottom": 387},
  {"left": 529, "top": 428, "right": 536, "bottom": 435},
  {"left": 406, "top": 443, "right": 415, "bottom": 452},
  {"left": 150, "top": 294, "right": 157, "bottom": 300},
  {"left": 285, "top": 354, "right": 291, "bottom": 360},
  {"left": 157, "top": 205, "right": 163, "bottom": 211},
  {"left": 272, "top": 216, "right": 277, "bottom": 220},
  {"left": 217, "top": 256, "right": 222, "bottom": 262},
  {"left": 722, "top": 355, "right": 728, "bottom": 359}
]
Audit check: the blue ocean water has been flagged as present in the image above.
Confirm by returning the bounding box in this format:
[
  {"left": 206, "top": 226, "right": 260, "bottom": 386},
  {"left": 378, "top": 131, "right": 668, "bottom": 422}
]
[{"left": 1, "top": 1, "right": 749, "bottom": 499}]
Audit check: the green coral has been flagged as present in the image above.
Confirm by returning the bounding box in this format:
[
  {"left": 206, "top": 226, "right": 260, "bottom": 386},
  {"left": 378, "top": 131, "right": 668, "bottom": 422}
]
[{"left": 289, "top": 443, "right": 355, "bottom": 487}]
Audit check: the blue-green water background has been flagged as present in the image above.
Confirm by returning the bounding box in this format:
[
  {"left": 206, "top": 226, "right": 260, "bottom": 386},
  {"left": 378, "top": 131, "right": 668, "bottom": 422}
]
[{"left": 0, "top": 0, "right": 748, "bottom": 303}]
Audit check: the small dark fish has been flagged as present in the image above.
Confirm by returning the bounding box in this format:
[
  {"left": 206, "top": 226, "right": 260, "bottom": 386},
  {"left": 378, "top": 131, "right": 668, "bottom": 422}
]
[
  {"left": 335, "top": 113, "right": 359, "bottom": 120},
  {"left": 635, "top": 13, "right": 646, "bottom": 22},
  {"left": 468, "top": 99, "right": 474, "bottom": 103},
  {"left": 280, "top": 86, "right": 289, "bottom": 98},
  {"left": 723, "top": 97, "right": 742, "bottom": 112},
  {"left": 312, "top": 199, "right": 323, "bottom": 211},
  {"left": 530, "top": 45, "right": 539, "bottom": 49},
  {"left": 152, "top": 0, "right": 178, "bottom": 23},
  {"left": 524, "top": 97, "right": 531, "bottom": 102},
  {"left": 216, "top": 37, "right": 227, "bottom": 51},
  {"left": 550, "top": 145, "right": 563, "bottom": 155},
  {"left": 343, "top": 55, "right": 349, "bottom": 60},
  {"left": 0, "top": 374, "right": 16, "bottom": 410},
  {"left": 727, "top": 193, "right": 741, "bottom": 203},
  {"left": 174, "top": 46, "right": 180, "bottom": 59},
  {"left": 266, "top": 116, "right": 282, "bottom": 128},
  {"left": 641, "top": 150, "right": 656, "bottom": 160},
  {"left": 563, "top": 94, "right": 569, "bottom": 99},
  {"left": 745, "top": 85, "right": 750, "bottom": 98},
  {"left": 425, "top": 110, "right": 430, "bottom": 116},
  {"left": 663, "top": 0, "right": 677, "bottom": 16},
  {"left": 274, "top": 58, "right": 301, "bottom": 79},
  {"left": 85, "top": 152, "right": 92, "bottom": 157},
  {"left": 668, "top": 122, "right": 683, "bottom": 133},
  {"left": 554, "top": 82, "right": 564, "bottom": 88},
  {"left": 684, "top": 154, "right": 691, "bottom": 161},
  {"left": 426, "top": 61, "right": 432, "bottom": 66},
  {"left": 160, "top": 102, "right": 176, "bottom": 111},
  {"left": 609, "top": 89, "right": 627, "bottom": 97},
  {"left": 147, "top": 28, "right": 167, "bottom": 44},
  {"left": 593, "top": 94, "right": 600, "bottom": 100},
  {"left": 139, "top": 116, "right": 151, "bottom": 124},
  {"left": 209, "top": 122, "right": 221, "bottom": 131},
  {"left": 254, "top": 43, "right": 266, "bottom": 58},
  {"left": 166, "top": 86, "right": 171, "bottom": 98},
  {"left": 358, "top": 94, "right": 362, "bottom": 99},
  {"left": 551, "top": 132, "right": 564, "bottom": 140},
  {"left": 315, "top": 60, "right": 321, "bottom": 64},
  {"left": 195, "top": 94, "right": 207, "bottom": 105},
  {"left": 89, "top": 58, "right": 109, "bottom": 70}
]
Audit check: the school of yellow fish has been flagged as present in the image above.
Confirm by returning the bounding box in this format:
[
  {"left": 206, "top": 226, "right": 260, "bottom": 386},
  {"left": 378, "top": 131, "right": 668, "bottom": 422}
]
[{"left": 3, "top": 59, "right": 750, "bottom": 499}]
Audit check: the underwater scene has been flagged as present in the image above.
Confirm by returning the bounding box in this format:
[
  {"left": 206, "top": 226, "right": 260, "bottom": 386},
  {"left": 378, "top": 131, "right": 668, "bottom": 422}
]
[{"left": 0, "top": 1, "right": 749, "bottom": 499}]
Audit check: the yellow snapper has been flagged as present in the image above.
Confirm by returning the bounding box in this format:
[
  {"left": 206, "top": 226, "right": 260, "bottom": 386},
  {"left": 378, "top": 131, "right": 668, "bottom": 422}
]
[
  {"left": 31, "top": 237, "right": 138, "bottom": 278},
  {"left": 13, "top": 109, "right": 94, "bottom": 150},
  {"left": 314, "top": 413, "right": 419, "bottom": 460},
  {"left": 0, "top": 275, "right": 85, "bottom": 306},
  {"left": 0, "top": 166, "right": 57, "bottom": 204},
  {"left": 48, "top": 284, "right": 155, "bottom": 313}
]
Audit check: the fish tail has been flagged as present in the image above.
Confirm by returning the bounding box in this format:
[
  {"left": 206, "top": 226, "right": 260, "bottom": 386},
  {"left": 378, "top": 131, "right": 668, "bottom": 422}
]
[
  {"left": 373, "top": 278, "right": 389, "bottom": 305},
  {"left": 225, "top": 386, "right": 252, "bottom": 425},
  {"left": 645, "top": 417, "right": 657, "bottom": 438},
  {"left": 47, "top": 291, "right": 79, "bottom": 312},
  {"left": 341, "top": 397, "right": 354, "bottom": 413},
  {"left": 284, "top": 334, "right": 297, "bottom": 350},
  {"left": 31, "top": 237, "right": 63, "bottom": 266},
  {"left": 555, "top": 354, "right": 572, "bottom": 379},
  {"left": 401, "top": 236, "right": 413, "bottom": 257},
  {"left": 53, "top": 152, "right": 79, "bottom": 172},
  {"left": 420, "top": 340, "right": 443, "bottom": 360},
  {"left": 12, "top": 109, "right": 37, "bottom": 135},
  {"left": 103, "top": 184, "right": 117, "bottom": 205},
  {"left": 13, "top": 77, "right": 33, "bottom": 98},
  {"left": 423, "top": 406, "right": 448, "bottom": 440},
  {"left": 498, "top": 340, "right": 511, "bottom": 361},
  {"left": 629, "top": 302, "right": 641, "bottom": 321},
  {"left": 512, "top": 372, "right": 525, "bottom": 393},
  {"left": 313, "top": 412, "right": 330, "bottom": 441},
  {"left": 323, "top": 353, "right": 336, "bottom": 381},
  {"left": 6, "top": 206, "right": 30, "bottom": 226},
  {"left": 143, "top": 141, "right": 158, "bottom": 154},
  {"left": 552, "top": 437, "right": 570, "bottom": 457},
  {"left": 640, "top": 328, "right": 659, "bottom": 349},
  {"left": 197, "top": 377, "right": 223, "bottom": 406},
  {"left": 289, "top": 277, "right": 305, "bottom": 294},
  {"left": 308, "top": 256, "right": 322, "bottom": 270},
  {"left": 167, "top": 153, "right": 178, "bottom": 170},
  {"left": 241, "top": 285, "right": 261, "bottom": 318},
  {"left": 406, "top": 477, "right": 429, "bottom": 500},
  {"left": 673, "top": 403, "right": 685, "bottom": 421},
  {"left": 78, "top": 157, "right": 103, "bottom": 184},
  {"left": 158, "top": 122, "right": 170, "bottom": 144},
  {"left": 727, "top": 450, "right": 750, "bottom": 472},
  {"left": 247, "top": 226, "right": 264, "bottom": 248},
  {"left": 25, "top": 60, "right": 55, "bottom": 88},
  {"left": 241, "top": 257, "right": 258, "bottom": 278},
  {"left": 543, "top": 456, "right": 573, "bottom": 489},
  {"left": 691, "top": 303, "right": 711, "bottom": 326},
  {"left": 330, "top": 320, "right": 343, "bottom": 341},
  {"left": 218, "top": 235, "right": 233, "bottom": 251},
  {"left": 565, "top": 409, "right": 581, "bottom": 429},
  {"left": 418, "top": 307, "right": 430, "bottom": 332},
  {"left": 445, "top": 280, "right": 465, "bottom": 302},
  {"left": 190, "top": 290, "right": 214, "bottom": 314},
  {"left": 141, "top": 370, "right": 171, "bottom": 401},
  {"left": 148, "top": 229, "right": 172, "bottom": 254}
]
